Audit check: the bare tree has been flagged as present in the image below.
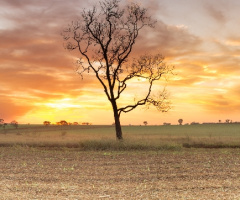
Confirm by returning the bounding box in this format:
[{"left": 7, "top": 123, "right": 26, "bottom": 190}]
[{"left": 62, "top": 0, "right": 172, "bottom": 140}]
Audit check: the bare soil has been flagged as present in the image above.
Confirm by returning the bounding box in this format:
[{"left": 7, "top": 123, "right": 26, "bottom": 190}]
[{"left": 0, "top": 147, "right": 240, "bottom": 199}]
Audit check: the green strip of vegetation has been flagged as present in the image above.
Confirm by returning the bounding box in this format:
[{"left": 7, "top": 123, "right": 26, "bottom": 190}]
[{"left": 0, "top": 140, "right": 182, "bottom": 151}]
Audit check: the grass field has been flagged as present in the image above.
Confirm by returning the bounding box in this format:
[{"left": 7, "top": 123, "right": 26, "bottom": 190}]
[
  {"left": 0, "top": 123, "right": 240, "bottom": 149},
  {"left": 1, "top": 124, "right": 240, "bottom": 199}
]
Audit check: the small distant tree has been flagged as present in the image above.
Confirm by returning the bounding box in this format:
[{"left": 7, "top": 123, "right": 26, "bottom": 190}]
[
  {"left": 62, "top": 0, "right": 172, "bottom": 140},
  {"left": 0, "top": 119, "right": 4, "bottom": 127},
  {"left": 143, "top": 121, "right": 148, "bottom": 126},
  {"left": 0, "top": 119, "right": 8, "bottom": 129},
  {"left": 43, "top": 121, "right": 51, "bottom": 126},
  {"left": 60, "top": 120, "right": 68, "bottom": 125},
  {"left": 10, "top": 120, "right": 18, "bottom": 129},
  {"left": 178, "top": 119, "right": 183, "bottom": 125}
]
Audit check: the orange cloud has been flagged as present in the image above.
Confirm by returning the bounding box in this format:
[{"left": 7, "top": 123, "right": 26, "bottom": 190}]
[
  {"left": 0, "top": 94, "right": 33, "bottom": 122},
  {"left": 1, "top": 0, "right": 240, "bottom": 124}
]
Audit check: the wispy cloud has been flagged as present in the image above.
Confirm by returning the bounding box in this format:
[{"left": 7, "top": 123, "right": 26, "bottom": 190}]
[{"left": 204, "top": 3, "right": 226, "bottom": 24}]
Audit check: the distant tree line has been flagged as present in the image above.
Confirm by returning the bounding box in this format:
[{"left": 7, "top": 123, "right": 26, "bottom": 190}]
[
  {"left": 0, "top": 119, "right": 18, "bottom": 129},
  {"left": 43, "top": 121, "right": 92, "bottom": 126}
]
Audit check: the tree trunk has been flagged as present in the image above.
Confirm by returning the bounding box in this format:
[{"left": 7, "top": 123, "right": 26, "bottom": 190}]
[
  {"left": 114, "top": 113, "right": 123, "bottom": 140},
  {"left": 111, "top": 100, "right": 123, "bottom": 140}
]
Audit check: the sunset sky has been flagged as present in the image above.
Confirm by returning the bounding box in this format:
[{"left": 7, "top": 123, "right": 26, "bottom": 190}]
[{"left": 0, "top": 0, "right": 240, "bottom": 125}]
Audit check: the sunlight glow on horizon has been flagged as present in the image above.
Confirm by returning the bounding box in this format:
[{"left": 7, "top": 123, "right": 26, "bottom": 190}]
[{"left": 41, "top": 98, "right": 83, "bottom": 109}]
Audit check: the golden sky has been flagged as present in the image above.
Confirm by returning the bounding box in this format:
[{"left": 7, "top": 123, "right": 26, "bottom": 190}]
[{"left": 0, "top": 0, "right": 240, "bottom": 125}]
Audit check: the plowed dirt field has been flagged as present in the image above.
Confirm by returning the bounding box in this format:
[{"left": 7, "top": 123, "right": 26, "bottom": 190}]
[{"left": 0, "top": 147, "right": 240, "bottom": 199}]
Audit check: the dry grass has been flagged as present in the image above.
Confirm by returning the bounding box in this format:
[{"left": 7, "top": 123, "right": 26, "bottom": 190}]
[{"left": 1, "top": 124, "right": 240, "bottom": 149}]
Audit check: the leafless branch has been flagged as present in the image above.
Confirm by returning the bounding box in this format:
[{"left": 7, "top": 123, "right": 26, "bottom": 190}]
[{"left": 62, "top": 0, "right": 172, "bottom": 139}]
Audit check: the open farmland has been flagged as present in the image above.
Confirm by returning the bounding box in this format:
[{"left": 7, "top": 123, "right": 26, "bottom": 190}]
[
  {"left": 0, "top": 123, "right": 240, "bottom": 148},
  {"left": 0, "top": 124, "right": 240, "bottom": 199}
]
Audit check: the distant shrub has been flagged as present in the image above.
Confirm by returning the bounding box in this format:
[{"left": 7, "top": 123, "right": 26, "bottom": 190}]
[{"left": 183, "top": 142, "right": 240, "bottom": 148}]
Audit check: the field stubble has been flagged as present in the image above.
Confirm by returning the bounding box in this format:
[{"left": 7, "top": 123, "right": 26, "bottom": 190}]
[{"left": 0, "top": 147, "right": 240, "bottom": 199}]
